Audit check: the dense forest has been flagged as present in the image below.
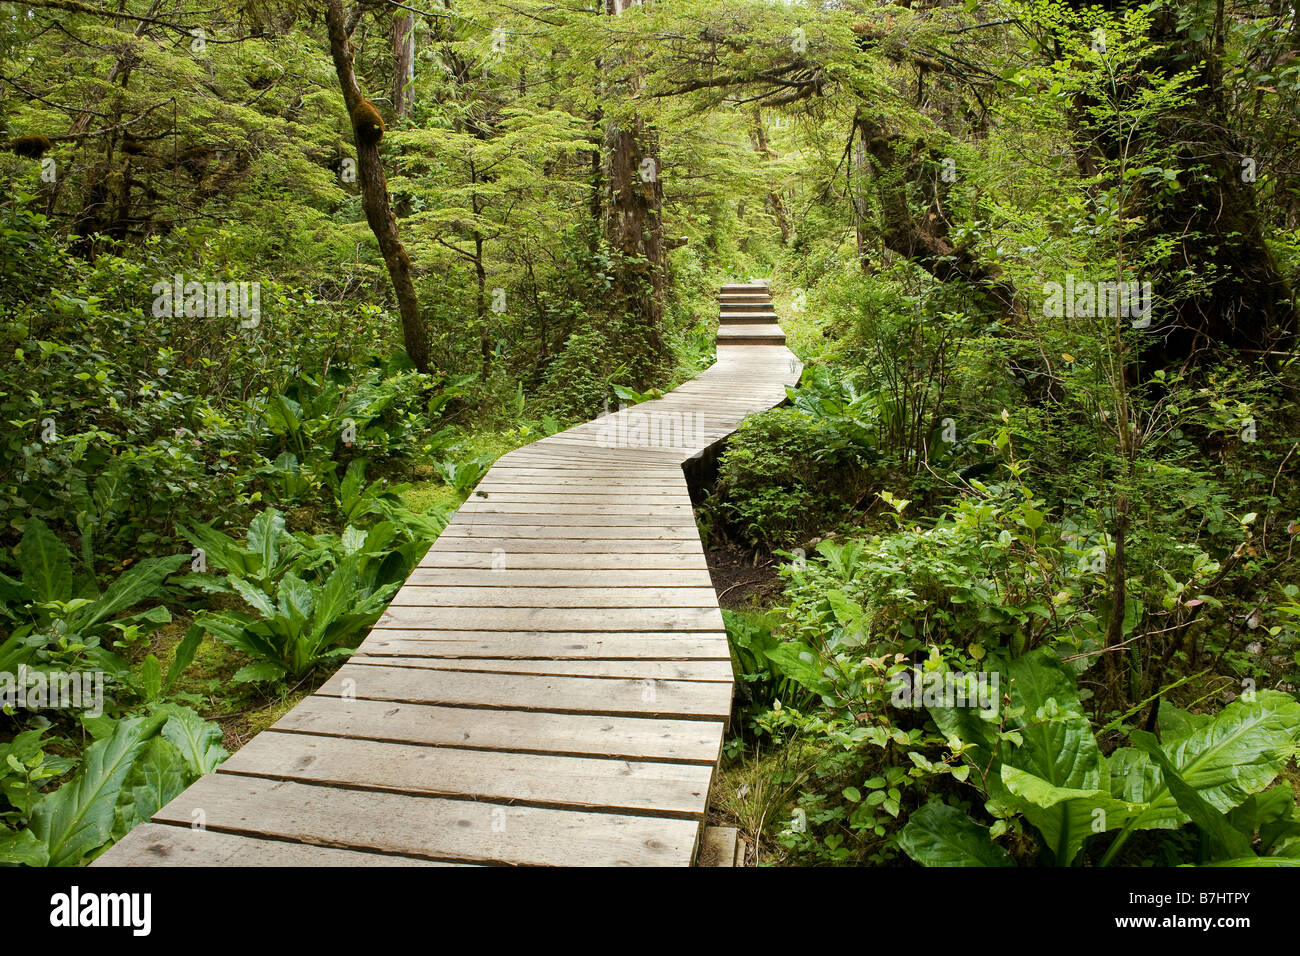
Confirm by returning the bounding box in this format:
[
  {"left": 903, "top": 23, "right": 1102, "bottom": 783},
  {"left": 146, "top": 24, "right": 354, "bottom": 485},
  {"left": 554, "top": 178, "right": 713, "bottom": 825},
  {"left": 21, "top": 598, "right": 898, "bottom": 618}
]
[{"left": 2, "top": 0, "right": 1300, "bottom": 870}]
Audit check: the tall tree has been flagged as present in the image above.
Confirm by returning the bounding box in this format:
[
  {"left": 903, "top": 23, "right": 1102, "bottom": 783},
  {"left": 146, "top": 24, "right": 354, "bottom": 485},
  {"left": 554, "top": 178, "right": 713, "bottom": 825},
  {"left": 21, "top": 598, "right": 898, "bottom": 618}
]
[
  {"left": 601, "top": 0, "right": 666, "bottom": 379},
  {"left": 392, "top": 13, "right": 416, "bottom": 120},
  {"left": 323, "top": 0, "right": 430, "bottom": 372}
]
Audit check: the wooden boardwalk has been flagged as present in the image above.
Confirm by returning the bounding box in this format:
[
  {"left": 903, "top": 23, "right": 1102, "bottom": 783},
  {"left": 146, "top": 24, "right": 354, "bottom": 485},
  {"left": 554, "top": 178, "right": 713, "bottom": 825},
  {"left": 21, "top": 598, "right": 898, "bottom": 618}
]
[{"left": 97, "top": 283, "right": 799, "bottom": 867}]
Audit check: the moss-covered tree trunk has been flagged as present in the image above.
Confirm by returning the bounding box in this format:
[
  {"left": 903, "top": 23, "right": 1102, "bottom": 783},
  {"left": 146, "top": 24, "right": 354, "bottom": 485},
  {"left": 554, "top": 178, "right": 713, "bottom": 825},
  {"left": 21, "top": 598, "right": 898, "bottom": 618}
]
[
  {"left": 1066, "top": 0, "right": 1294, "bottom": 356},
  {"left": 855, "top": 112, "right": 1017, "bottom": 313},
  {"left": 324, "top": 0, "right": 429, "bottom": 372},
  {"left": 601, "top": 0, "right": 666, "bottom": 384},
  {"left": 604, "top": 118, "right": 666, "bottom": 371}
]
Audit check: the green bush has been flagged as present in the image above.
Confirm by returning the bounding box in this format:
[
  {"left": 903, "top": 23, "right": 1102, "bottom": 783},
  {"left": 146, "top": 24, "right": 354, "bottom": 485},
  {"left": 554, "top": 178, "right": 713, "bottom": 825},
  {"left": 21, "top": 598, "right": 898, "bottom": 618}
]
[{"left": 713, "top": 407, "right": 870, "bottom": 547}]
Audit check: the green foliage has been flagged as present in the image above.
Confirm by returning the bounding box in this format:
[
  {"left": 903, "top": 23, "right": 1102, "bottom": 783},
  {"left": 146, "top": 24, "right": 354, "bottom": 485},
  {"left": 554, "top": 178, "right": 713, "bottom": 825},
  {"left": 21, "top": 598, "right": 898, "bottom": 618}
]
[
  {"left": 184, "top": 507, "right": 440, "bottom": 681},
  {"left": 777, "top": 490, "right": 1103, "bottom": 662},
  {"left": 432, "top": 453, "right": 494, "bottom": 495},
  {"left": 900, "top": 651, "right": 1300, "bottom": 867},
  {"left": 5, "top": 707, "right": 226, "bottom": 867},
  {"left": 713, "top": 407, "right": 870, "bottom": 547},
  {"left": 0, "top": 518, "right": 185, "bottom": 693}
]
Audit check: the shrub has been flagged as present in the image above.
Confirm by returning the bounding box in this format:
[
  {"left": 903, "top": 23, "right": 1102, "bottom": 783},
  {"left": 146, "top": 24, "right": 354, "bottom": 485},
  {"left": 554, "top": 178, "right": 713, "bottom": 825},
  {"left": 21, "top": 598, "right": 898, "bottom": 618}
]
[{"left": 713, "top": 407, "right": 870, "bottom": 547}]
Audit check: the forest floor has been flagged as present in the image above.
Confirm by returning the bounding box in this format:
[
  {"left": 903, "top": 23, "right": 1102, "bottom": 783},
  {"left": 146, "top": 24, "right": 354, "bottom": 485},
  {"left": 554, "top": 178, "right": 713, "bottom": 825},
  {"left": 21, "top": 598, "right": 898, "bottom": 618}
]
[{"left": 705, "top": 542, "right": 784, "bottom": 610}]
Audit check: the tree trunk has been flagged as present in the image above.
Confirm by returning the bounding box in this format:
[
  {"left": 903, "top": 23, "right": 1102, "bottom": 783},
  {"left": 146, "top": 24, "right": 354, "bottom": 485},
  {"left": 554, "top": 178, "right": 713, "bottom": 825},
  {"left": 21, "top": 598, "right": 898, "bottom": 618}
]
[
  {"left": 1063, "top": 0, "right": 1295, "bottom": 356},
  {"left": 855, "top": 112, "right": 1016, "bottom": 312},
  {"left": 324, "top": 0, "right": 429, "bottom": 372},
  {"left": 751, "top": 111, "right": 791, "bottom": 243},
  {"left": 601, "top": 1, "right": 666, "bottom": 380},
  {"left": 392, "top": 14, "right": 415, "bottom": 120},
  {"left": 604, "top": 118, "right": 666, "bottom": 374},
  {"left": 1143, "top": 6, "right": 1293, "bottom": 354}
]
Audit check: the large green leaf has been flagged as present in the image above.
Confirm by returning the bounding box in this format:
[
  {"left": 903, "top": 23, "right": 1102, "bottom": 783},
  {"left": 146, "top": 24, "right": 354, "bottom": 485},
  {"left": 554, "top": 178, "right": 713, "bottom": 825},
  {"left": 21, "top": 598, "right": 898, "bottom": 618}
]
[
  {"left": 17, "top": 518, "right": 73, "bottom": 605},
  {"left": 158, "top": 706, "right": 229, "bottom": 775},
  {"left": 29, "top": 714, "right": 165, "bottom": 866},
  {"left": 232, "top": 661, "right": 287, "bottom": 684},
  {"left": 114, "top": 736, "right": 189, "bottom": 834},
  {"left": 1131, "top": 731, "right": 1254, "bottom": 860},
  {"left": 1001, "top": 651, "right": 1109, "bottom": 865},
  {"left": 277, "top": 572, "right": 315, "bottom": 627},
  {"left": 933, "top": 651, "right": 1111, "bottom": 865},
  {"left": 179, "top": 520, "right": 249, "bottom": 577},
  {"left": 193, "top": 610, "right": 280, "bottom": 663},
  {"left": 0, "top": 828, "right": 49, "bottom": 866},
  {"left": 246, "top": 508, "right": 286, "bottom": 581},
  {"left": 762, "top": 641, "right": 833, "bottom": 696},
  {"left": 226, "top": 573, "right": 276, "bottom": 616},
  {"left": 898, "top": 801, "right": 1015, "bottom": 867},
  {"left": 78, "top": 554, "right": 187, "bottom": 632},
  {"left": 1200, "top": 856, "right": 1300, "bottom": 867},
  {"left": 1126, "top": 691, "right": 1300, "bottom": 831},
  {"left": 310, "top": 556, "right": 363, "bottom": 645},
  {"left": 1101, "top": 692, "right": 1300, "bottom": 865},
  {"left": 164, "top": 623, "right": 205, "bottom": 690},
  {"left": 0, "top": 632, "right": 37, "bottom": 673},
  {"left": 0, "top": 569, "right": 32, "bottom": 618}
]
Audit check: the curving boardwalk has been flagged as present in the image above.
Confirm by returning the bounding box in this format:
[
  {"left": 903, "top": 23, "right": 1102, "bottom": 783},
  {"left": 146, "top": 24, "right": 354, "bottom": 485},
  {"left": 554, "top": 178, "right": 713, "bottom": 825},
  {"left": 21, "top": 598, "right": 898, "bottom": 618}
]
[{"left": 97, "top": 283, "right": 799, "bottom": 867}]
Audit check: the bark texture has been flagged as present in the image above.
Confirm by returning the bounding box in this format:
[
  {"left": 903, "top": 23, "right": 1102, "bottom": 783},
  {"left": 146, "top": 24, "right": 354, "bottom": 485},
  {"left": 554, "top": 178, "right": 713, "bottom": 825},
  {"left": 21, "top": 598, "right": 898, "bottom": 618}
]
[{"left": 324, "top": 0, "right": 429, "bottom": 372}]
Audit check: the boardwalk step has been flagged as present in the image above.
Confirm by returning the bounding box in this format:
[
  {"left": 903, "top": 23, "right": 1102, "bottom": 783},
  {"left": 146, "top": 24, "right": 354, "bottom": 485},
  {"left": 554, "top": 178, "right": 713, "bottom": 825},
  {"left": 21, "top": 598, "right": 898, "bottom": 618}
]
[
  {"left": 717, "top": 325, "right": 787, "bottom": 345},
  {"left": 717, "top": 316, "right": 774, "bottom": 327},
  {"left": 697, "top": 826, "right": 744, "bottom": 866}
]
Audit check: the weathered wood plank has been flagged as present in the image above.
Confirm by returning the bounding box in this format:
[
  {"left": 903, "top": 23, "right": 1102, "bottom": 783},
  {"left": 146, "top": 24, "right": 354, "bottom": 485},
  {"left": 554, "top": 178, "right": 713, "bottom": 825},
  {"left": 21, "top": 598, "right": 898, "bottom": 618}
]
[
  {"left": 350, "top": 655, "right": 734, "bottom": 681},
  {"left": 388, "top": 586, "right": 720, "bottom": 608},
  {"left": 376, "top": 605, "right": 724, "bottom": 631},
  {"left": 420, "top": 537, "right": 706, "bottom": 553},
  {"left": 271, "top": 696, "right": 725, "bottom": 763},
  {"left": 359, "top": 632, "right": 729, "bottom": 660},
  {"left": 417, "top": 550, "right": 709, "bottom": 570},
  {"left": 446, "top": 512, "right": 696, "bottom": 527},
  {"left": 93, "top": 823, "right": 458, "bottom": 867},
  {"left": 457, "top": 501, "right": 693, "bottom": 515},
  {"left": 317, "top": 662, "right": 734, "bottom": 720},
  {"left": 218, "top": 731, "right": 715, "bottom": 816},
  {"left": 404, "top": 568, "right": 715, "bottom": 587},
  {"left": 439, "top": 524, "right": 700, "bottom": 539},
  {"left": 150, "top": 775, "right": 701, "bottom": 866}
]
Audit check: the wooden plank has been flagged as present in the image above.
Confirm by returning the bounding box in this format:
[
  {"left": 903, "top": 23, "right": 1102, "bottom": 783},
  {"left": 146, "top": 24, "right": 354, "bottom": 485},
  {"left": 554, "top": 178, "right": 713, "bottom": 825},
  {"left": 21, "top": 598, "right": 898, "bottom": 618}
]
[
  {"left": 350, "top": 656, "right": 734, "bottom": 681},
  {"left": 446, "top": 512, "right": 696, "bottom": 527},
  {"left": 439, "top": 525, "right": 700, "bottom": 539},
  {"left": 376, "top": 605, "right": 724, "bottom": 631},
  {"left": 388, "top": 586, "right": 720, "bottom": 608},
  {"left": 417, "top": 551, "right": 709, "bottom": 570},
  {"left": 465, "top": 494, "right": 696, "bottom": 509},
  {"left": 92, "top": 822, "right": 458, "bottom": 867},
  {"left": 404, "top": 568, "right": 715, "bottom": 587},
  {"left": 218, "top": 731, "right": 715, "bottom": 816},
  {"left": 150, "top": 775, "right": 701, "bottom": 866},
  {"left": 420, "top": 537, "right": 705, "bottom": 553},
  {"left": 271, "top": 696, "right": 725, "bottom": 763},
  {"left": 316, "top": 663, "right": 733, "bottom": 719},
  {"left": 476, "top": 473, "right": 687, "bottom": 485},
  {"left": 359, "top": 632, "right": 729, "bottom": 660}
]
